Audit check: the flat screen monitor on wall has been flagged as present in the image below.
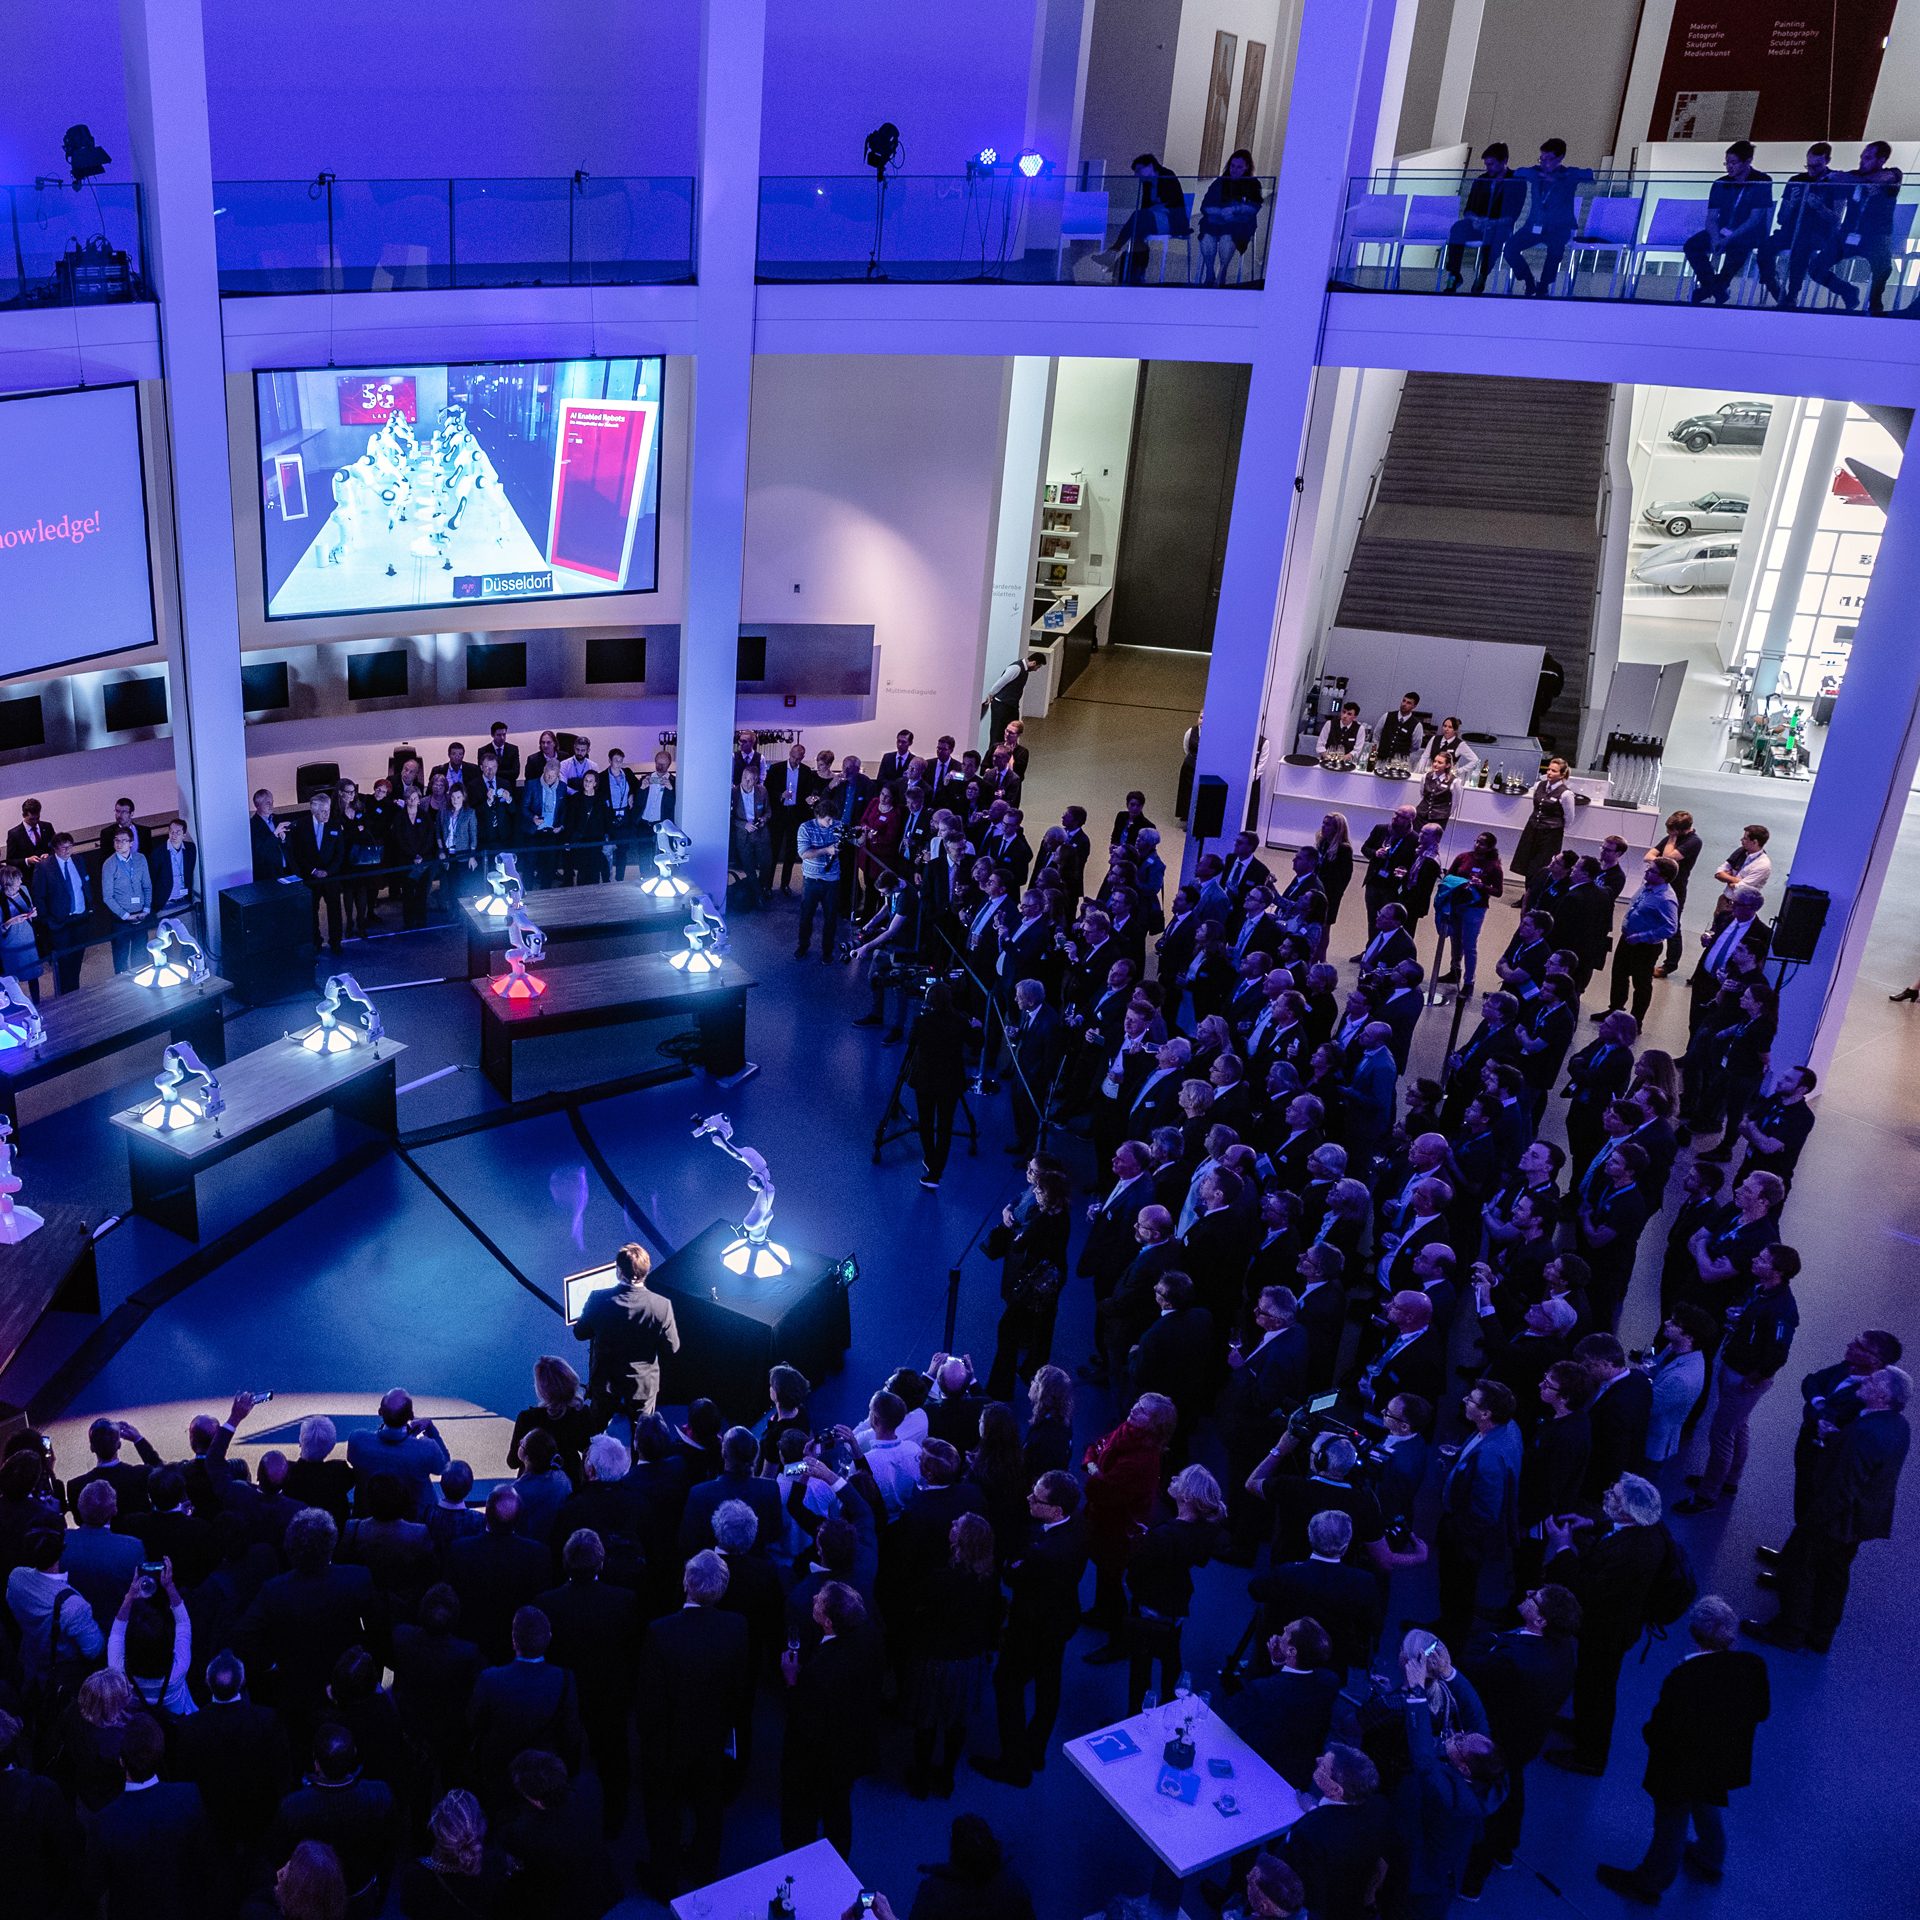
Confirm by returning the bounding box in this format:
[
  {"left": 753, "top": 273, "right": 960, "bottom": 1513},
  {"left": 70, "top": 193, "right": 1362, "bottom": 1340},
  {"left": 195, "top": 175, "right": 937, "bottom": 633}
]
[
  {"left": 0, "top": 695, "right": 47, "bottom": 753},
  {"left": 584, "top": 634, "right": 647, "bottom": 683},
  {"left": 465, "top": 641, "right": 527, "bottom": 691},
  {"left": 347, "top": 651, "right": 408, "bottom": 700},
  {"left": 0, "top": 384, "right": 158, "bottom": 676},
  {"left": 255, "top": 356, "right": 664, "bottom": 622},
  {"left": 101, "top": 675, "right": 168, "bottom": 732},
  {"left": 241, "top": 661, "right": 292, "bottom": 713}
]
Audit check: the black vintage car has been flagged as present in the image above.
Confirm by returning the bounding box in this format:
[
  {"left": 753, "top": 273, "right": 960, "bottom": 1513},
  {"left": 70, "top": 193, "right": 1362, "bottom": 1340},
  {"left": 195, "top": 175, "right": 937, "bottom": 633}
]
[{"left": 1668, "top": 400, "right": 1773, "bottom": 454}]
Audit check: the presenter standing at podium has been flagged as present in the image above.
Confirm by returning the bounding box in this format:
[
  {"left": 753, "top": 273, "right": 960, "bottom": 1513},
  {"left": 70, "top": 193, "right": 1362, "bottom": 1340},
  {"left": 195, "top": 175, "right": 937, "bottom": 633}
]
[{"left": 575, "top": 1242, "right": 681, "bottom": 1423}]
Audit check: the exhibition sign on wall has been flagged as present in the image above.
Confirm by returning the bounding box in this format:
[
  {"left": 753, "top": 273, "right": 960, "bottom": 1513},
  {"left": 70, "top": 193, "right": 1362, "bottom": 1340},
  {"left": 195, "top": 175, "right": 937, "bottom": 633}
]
[
  {"left": 255, "top": 355, "right": 663, "bottom": 622},
  {"left": 0, "top": 384, "right": 158, "bottom": 678},
  {"left": 1650, "top": 0, "right": 1899, "bottom": 141}
]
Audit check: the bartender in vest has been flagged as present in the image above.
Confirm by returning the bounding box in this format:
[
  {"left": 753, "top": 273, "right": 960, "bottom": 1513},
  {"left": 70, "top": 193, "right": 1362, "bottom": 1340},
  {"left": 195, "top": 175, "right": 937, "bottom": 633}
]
[
  {"left": 1419, "top": 715, "right": 1480, "bottom": 779},
  {"left": 1374, "top": 691, "right": 1426, "bottom": 764},
  {"left": 1511, "top": 756, "right": 1575, "bottom": 879},
  {"left": 1414, "top": 748, "right": 1461, "bottom": 830},
  {"left": 1318, "top": 701, "right": 1367, "bottom": 758}
]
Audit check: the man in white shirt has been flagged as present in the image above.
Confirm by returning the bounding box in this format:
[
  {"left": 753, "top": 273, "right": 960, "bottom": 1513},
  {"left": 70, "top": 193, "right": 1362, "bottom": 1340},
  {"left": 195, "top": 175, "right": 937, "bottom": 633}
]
[
  {"left": 6, "top": 1528, "right": 105, "bottom": 1680},
  {"left": 848, "top": 1389, "right": 921, "bottom": 1518},
  {"left": 1711, "top": 825, "right": 1772, "bottom": 914}
]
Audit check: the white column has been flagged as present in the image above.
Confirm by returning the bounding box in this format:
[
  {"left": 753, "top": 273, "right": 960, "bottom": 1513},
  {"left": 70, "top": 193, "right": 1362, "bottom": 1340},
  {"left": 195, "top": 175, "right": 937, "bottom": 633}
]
[
  {"left": 1430, "top": 0, "right": 1487, "bottom": 150},
  {"left": 1773, "top": 467, "right": 1920, "bottom": 1077},
  {"left": 1750, "top": 401, "right": 1847, "bottom": 704},
  {"left": 119, "top": 0, "right": 252, "bottom": 907},
  {"left": 1189, "top": 0, "right": 1390, "bottom": 863},
  {"left": 676, "top": 0, "right": 767, "bottom": 901},
  {"left": 983, "top": 357, "right": 1057, "bottom": 747},
  {"left": 1025, "top": 0, "right": 1096, "bottom": 178}
]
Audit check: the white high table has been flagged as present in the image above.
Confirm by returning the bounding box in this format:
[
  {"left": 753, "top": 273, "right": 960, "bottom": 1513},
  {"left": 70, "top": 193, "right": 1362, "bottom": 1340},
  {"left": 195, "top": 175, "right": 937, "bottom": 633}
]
[
  {"left": 673, "top": 1839, "right": 863, "bottom": 1920},
  {"left": 1263, "top": 759, "right": 1659, "bottom": 868},
  {"left": 1065, "top": 1702, "right": 1303, "bottom": 1919}
]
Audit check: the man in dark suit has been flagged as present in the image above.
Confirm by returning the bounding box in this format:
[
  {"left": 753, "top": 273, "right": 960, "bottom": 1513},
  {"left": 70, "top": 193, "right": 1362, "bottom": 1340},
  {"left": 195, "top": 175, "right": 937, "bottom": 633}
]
[
  {"left": 267, "top": 1723, "right": 399, "bottom": 1913},
  {"left": 573, "top": 1242, "right": 680, "bottom": 1423},
  {"left": 84, "top": 1714, "right": 212, "bottom": 1920},
  {"left": 1272, "top": 1743, "right": 1394, "bottom": 1920},
  {"left": 69, "top": 1416, "right": 163, "bottom": 1516},
  {"left": 1089, "top": 1205, "right": 1180, "bottom": 1387},
  {"left": 1434, "top": 1380, "right": 1523, "bottom": 1648},
  {"left": 779, "top": 1580, "right": 886, "bottom": 1855},
  {"left": 766, "top": 744, "right": 820, "bottom": 894},
  {"left": 1577, "top": 1335, "right": 1653, "bottom": 1501},
  {"left": 679, "top": 1426, "right": 786, "bottom": 1554},
  {"left": 1130, "top": 1271, "right": 1216, "bottom": 1446},
  {"left": 250, "top": 788, "right": 291, "bottom": 881},
  {"left": 5, "top": 797, "right": 57, "bottom": 873},
  {"left": 536, "top": 1531, "right": 639, "bottom": 1831},
  {"left": 974, "top": 1471, "right": 1088, "bottom": 1787},
  {"left": 639, "top": 1550, "right": 751, "bottom": 1897},
  {"left": 1747, "top": 1363, "right": 1909, "bottom": 1652},
  {"left": 1220, "top": 830, "right": 1272, "bottom": 901},
  {"left": 1222, "top": 1617, "right": 1342, "bottom": 1787},
  {"left": 1597, "top": 1596, "right": 1770, "bottom": 1902},
  {"left": 1249, "top": 1510, "right": 1384, "bottom": 1672},
  {"left": 498, "top": 1752, "right": 621, "bottom": 1920},
  {"left": 240, "top": 1507, "right": 373, "bottom": 1718},
  {"left": 170, "top": 1651, "right": 293, "bottom": 1857},
  {"left": 1220, "top": 1287, "right": 1312, "bottom": 1555},
  {"left": 31, "top": 833, "right": 97, "bottom": 992},
  {"left": 146, "top": 818, "right": 199, "bottom": 914},
  {"left": 1460, "top": 1583, "right": 1580, "bottom": 1892},
  {"left": 466, "top": 1604, "right": 585, "bottom": 1809},
  {"left": 446, "top": 1487, "right": 555, "bottom": 1663},
  {"left": 1352, "top": 1290, "right": 1443, "bottom": 1419},
  {"left": 284, "top": 788, "right": 348, "bottom": 953},
  {"left": 1006, "top": 978, "right": 1064, "bottom": 1156},
  {"left": 1687, "top": 886, "right": 1771, "bottom": 1031}
]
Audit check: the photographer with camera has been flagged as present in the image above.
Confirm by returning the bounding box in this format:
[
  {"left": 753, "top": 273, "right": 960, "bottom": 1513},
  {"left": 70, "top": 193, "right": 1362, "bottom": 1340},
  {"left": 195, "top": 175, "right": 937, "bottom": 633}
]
[
  {"left": 851, "top": 870, "right": 921, "bottom": 1042},
  {"left": 108, "top": 1555, "right": 194, "bottom": 1716}
]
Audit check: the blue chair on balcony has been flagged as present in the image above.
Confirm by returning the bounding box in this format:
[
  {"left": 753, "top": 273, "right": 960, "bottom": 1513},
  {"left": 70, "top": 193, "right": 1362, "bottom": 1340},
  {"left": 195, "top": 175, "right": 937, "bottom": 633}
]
[
  {"left": 1568, "top": 193, "right": 1645, "bottom": 299},
  {"left": 1639, "top": 197, "right": 1717, "bottom": 301},
  {"left": 1401, "top": 193, "right": 1469, "bottom": 292},
  {"left": 1058, "top": 190, "right": 1110, "bottom": 282},
  {"left": 1340, "top": 193, "right": 1408, "bottom": 288}
]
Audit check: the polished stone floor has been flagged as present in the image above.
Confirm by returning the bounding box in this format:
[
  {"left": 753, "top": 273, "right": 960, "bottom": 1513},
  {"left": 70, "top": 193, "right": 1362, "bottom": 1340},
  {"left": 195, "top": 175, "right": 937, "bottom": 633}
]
[{"left": 4, "top": 660, "right": 1916, "bottom": 1917}]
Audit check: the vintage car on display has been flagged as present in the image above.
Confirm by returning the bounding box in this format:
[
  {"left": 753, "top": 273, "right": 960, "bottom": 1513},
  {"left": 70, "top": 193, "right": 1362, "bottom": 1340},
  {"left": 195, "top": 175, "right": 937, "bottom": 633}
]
[
  {"left": 1633, "top": 532, "right": 1740, "bottom": 594},
  {"left": 1640, "top": 491, "right": 1749, "bottom": 537},
  {"left": 1667, "top": 400, "right": 1772, "bottom": 453}
]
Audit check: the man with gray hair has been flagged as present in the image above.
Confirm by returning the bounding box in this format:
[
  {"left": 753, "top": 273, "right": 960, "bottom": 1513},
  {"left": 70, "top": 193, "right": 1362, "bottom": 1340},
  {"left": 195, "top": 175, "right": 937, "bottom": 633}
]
[
  {"left": 1688, "top": 880, "right": 1769, "bottom": 1031},
  {"left": 1249, "top": 1507, "right": 1383, "bottom": 1673},
  {"left": 1597, "top": 1593, "right": 1770, "bottom": 1902},
  {"left": 638, "top": 1548, "right": 750, "bottom": 1898},
  {"left": 1747, "top": 1363, "right": 1910, "bottom": 1654},
  {"left": 1543, "top": 1474, "right": 1682, "bottom": 1775},
  {"left": 60, "top": 1479, "right": 142, "bottom": 1624}
]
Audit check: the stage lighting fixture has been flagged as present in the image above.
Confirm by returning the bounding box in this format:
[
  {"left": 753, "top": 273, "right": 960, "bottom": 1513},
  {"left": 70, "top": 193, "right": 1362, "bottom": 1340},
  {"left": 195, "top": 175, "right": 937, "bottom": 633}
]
[
  {"left": 864, "top": 122, "right": 903, "bottom": 177},
  {"left": 969, "top": 146, "right": 999, "bottom": 177},
  {"left": 1017, "top": 151, "right": 1049, "bottom": 178},
  {"left": 62, "top": 123, "right": 112, "bottom": 187}
]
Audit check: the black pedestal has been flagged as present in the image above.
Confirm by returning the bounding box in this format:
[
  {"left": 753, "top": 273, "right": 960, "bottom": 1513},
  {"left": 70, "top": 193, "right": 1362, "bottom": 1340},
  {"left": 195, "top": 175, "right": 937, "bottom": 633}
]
[
  {"left": 218, "top": 882, "right": 316, "bottom": 1005},
  {"left": 650, "top": 1221, "right": 852, "bottom": 1422}
]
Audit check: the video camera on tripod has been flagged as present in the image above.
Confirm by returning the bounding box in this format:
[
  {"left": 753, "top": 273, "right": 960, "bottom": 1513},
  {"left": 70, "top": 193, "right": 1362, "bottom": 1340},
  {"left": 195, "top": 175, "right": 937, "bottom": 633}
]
[{"left": 1284, "top": 1390, "right": 1367, "bottom": 1448}]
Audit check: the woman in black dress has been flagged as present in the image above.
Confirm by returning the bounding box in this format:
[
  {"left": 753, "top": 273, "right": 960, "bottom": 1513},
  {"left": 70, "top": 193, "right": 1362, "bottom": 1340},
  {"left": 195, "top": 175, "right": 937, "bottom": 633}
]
[
  {"left": 984, "top": 1166, "right": 1072, "bottom": 1397},
  {"left": 388, "top": 788, "right": 439, "bottom": 929},
  {"left": 968, "top": 1401, "right": 1031, "bottom": 1567},
  {"left": 1314, "top": 810, "right": 1355, "bottom": 927}
]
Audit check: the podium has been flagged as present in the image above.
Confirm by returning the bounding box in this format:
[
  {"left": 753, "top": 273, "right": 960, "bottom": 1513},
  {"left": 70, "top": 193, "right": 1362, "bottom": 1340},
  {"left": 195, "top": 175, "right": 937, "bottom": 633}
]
[{"left": 649, "top": 1222, "right": 852, "bottom": 1421}]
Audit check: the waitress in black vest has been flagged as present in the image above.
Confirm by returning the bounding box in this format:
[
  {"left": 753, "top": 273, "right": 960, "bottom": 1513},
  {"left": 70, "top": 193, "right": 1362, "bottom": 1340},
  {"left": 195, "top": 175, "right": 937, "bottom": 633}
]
[
  {"left": 1414, "top": 748, "right": 1460, "bottom": 831},
  {"left": 1512, "top": 756, "right": 1575, "bottom": 879}
]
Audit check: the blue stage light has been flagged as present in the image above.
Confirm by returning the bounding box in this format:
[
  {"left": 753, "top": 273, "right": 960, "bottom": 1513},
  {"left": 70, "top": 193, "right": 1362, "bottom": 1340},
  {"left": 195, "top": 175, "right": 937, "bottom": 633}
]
[
  {"left": 1018, "top": 151, "right": 1048, "bottom": 178},
  {"left": 978, "top": 147, "right": 998, "bottom": 168}
]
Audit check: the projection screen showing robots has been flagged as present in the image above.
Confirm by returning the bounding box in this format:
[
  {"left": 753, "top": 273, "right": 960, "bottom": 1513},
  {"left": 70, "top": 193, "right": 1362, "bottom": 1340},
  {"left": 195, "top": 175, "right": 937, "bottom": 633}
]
[{"left": 256, "top": 356, "right": 662, "bottom": 621}]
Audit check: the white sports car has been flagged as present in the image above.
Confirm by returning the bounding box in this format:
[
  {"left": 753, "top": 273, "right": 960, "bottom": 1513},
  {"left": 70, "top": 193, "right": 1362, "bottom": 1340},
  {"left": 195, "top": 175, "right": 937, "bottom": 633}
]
[
  {"left": 1641, "top": 492, "right": 1749, "bottom": 538},
  {"left": 1634, "top": 533, "right": 1739, "bottom": 594}
]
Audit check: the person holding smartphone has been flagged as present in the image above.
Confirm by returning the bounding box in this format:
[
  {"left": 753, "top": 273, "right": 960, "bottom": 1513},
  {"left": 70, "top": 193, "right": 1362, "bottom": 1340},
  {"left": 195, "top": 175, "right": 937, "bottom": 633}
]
[{"left": 109, "top": 1555, "right": 195, "bottom": 1716}]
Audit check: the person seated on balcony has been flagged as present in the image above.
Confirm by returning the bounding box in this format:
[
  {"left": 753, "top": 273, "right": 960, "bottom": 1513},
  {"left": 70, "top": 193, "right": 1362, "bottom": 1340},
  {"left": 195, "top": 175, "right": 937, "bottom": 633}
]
[
  {"left": 1502, "top": 138, "right": 1594, "bottom": 298},
  {"left": 1196, "top": 148, "right": 1264, "bottom": 286},
  {"left": 1443, "top": 144, "right": 1525, "bottom": 294},
  {"left": 1761, "top": 143, "right": 1850, "bottom": 309},
  {"left": 1682, "top": 142, "right": 1774, "bottom": 306},
  {"left": 1112, "top": 153, "right": 1191, "bottom": 284},
  {"left": 1821, "top": 140, "right": 1905, "bottom": 315}
]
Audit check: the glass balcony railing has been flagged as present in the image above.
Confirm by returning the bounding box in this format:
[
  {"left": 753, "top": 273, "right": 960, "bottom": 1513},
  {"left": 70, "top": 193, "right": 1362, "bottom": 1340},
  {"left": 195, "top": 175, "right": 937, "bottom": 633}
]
[
  {"left": 213, "top": 176, "right": 697, "bottom": 294},
  {"left": 756, "top": 172, "right": 1274, "bottom": 286},
  {"left": 0, "top": 183, "right": 149, "bottom": 309},
  {"left": 1331, "top": 169, "right": 1920, "bottom": 312}
]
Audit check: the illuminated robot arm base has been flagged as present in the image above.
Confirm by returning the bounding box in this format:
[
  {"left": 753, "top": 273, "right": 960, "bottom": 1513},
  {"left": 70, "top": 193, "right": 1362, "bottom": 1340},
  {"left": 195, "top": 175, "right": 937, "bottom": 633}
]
[
  {"left": 131, "top": 918, "right": 211, "bottom": 990},
  {"left": 640, "top": 822, "right": 694, "bottom": 898},
  {"left": 0, "top": 1114, "right": 43, "bottom": 1244},
  {"left": 692, "top": 1111, "right": 789, "bottom": 1278},
  {"left": 0, "top": 976, "right": 46, "bottom": 1053},
  {"left": 491, "top": 910, "right": 549, "bottom": 999},
  {"left": 669, "top": 893, "right": 727, "bottom": 975},
  {"left": 473, "top": 851, "right": 524, "bottom": 919},
  {"left": 141, "top": 1041, "right": 225, "bottom": 1133},
  {"left": 303, "top": 974, "right": 384, "bottom": 1054}
]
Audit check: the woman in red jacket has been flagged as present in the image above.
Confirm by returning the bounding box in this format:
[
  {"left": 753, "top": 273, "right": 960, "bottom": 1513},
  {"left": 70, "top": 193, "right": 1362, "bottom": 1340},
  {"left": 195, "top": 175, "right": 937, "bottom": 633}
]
[{"left": 1079, "top": 1392, "right": 1176, "bottom": 1638}]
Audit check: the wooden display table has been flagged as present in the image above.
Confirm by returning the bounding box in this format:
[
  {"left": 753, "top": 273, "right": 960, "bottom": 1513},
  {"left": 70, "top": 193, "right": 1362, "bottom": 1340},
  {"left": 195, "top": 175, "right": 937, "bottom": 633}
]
[
  {"left": 472, "top": 952, "right": 752, "bottom": 1101},
  {"left": 0, "top": 973, "right": 229, "bottom": 1128},
  {"left": 673, "top": 1840, "right": 862, "bottom": 1920},
  {"left": 0, "top": 1204, "right": 100, "bottom": 1378},
  {"left": 460, "top": 880, "right": 687, "bottom": 978},
  {"left": 107, "top": 1036, "right": 404, "bottom": 1240}
]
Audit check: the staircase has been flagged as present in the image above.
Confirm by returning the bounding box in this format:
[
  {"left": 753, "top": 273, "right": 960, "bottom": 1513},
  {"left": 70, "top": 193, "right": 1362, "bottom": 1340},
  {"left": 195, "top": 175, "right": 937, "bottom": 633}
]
[{"left": 1334, "top": 373, "right": 1612, "bottom": 755}]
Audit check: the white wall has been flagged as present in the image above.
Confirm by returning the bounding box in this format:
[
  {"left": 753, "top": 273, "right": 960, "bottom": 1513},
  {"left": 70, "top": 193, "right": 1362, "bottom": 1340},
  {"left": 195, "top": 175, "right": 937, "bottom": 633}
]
[
  {"left": 1162, "top": 1, "right": 1293, "bottom": 176},
  {"left": 1868, "top": 2, "right": 1920, "bottom": 138},
  {"left": 1460, "top": 0, "right": 1643, "bottom": 163},
  {"left": 986, "top": 357, "right": 1056, "bottom": 737},
  {"left": 741, "top": 354, "right": 1011, "bottom": 763},
  {"left": 0, "top": 1, "right": 128, "bottom": 185},
  {"left": 1046, "top": 357, "right": 1140, "bottom": 593}
]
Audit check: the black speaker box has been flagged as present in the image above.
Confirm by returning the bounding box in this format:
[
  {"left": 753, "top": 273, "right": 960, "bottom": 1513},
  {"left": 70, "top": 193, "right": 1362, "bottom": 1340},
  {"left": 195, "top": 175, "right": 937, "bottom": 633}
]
[
  {"left": 1190, "top": 773, "right": 1228, "bottom": 840},
  {"left": 1771, "top": 883, "right": 1830, "bottom": 964}
]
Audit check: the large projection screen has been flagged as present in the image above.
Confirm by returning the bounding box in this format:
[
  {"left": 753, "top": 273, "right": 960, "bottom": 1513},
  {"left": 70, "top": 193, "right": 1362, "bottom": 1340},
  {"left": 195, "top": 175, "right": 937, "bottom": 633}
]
[
  {"left": 255, "top": 356, "right": 663, "bottom": 622},
  {"left": 0, "top": 384, "right": 158, "bottom": 676}
]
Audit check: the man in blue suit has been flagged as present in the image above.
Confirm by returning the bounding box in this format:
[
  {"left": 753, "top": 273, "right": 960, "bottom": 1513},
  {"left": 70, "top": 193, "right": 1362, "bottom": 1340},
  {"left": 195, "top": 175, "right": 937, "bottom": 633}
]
[{"left": 1434, "top": 1379, "right": 1524, "bottom": 1647}]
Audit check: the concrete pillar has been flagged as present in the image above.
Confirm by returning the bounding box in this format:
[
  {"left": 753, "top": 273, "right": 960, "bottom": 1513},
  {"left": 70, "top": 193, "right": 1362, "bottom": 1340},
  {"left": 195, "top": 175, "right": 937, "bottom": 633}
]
[
  {"left": 118, "top": 0, "right": 252, "bottom": 907},
  {"left": 676, "top": 0, "right": 767, "bottom": 901},
  {"left": 1025, "top": 0, "right": 1096, "bottom": 179},
  {"left": 1750, "top": 400, "right": 1847, "bottom": 706},
  {"left": 983, "top": 357, "right": 1057, "bottom": 749},
  {"left": 1189, "top": 0, "right": 1389, "bottom": 863},
  {"left": 1430, "top": 0, "right": 1487, "bottom": 150},
  {"left": 1773, "top": 465, "right": 1920, "bottom": 1078}
]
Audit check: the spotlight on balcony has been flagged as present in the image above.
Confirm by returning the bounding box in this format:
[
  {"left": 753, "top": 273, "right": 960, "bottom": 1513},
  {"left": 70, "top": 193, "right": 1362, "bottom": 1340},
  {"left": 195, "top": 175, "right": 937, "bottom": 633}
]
[{"left": 1017, "top": 151, "right": 1049, "bottom": 179}]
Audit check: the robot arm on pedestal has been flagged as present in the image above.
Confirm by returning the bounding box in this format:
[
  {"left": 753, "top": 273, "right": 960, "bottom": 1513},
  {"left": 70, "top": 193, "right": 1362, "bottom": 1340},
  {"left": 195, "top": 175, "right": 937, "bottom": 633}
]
[
  {"left": 692, "top": 1112, "right": 777, "bottom": 1248},
  {"left": 308, "top": 974, "right": 383, "bottom": 1051},
  {"left": 146, "top": 1042, "right": 225, "bottom": 1130},
  {"left": 0, "top": 976, "right": 45, "bottom": 1048}
]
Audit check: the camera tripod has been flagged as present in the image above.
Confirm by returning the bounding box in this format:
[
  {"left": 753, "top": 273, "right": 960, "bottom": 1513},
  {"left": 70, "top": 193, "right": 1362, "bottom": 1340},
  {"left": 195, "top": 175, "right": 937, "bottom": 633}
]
[{"left": 872, "top": 1027, "right": 978, "bottom": 1166}]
